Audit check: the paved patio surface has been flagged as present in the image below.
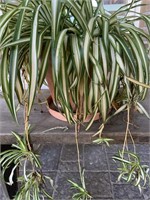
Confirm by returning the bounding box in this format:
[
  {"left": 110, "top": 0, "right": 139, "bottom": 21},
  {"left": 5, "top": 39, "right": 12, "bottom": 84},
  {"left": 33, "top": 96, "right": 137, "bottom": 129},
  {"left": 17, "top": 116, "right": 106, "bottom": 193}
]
[
  {"left": 1, "top": 90, "right": 149, "bottom": 199},
  {"left": 19, "top": 143, "right": 150, "bottom": 200}
]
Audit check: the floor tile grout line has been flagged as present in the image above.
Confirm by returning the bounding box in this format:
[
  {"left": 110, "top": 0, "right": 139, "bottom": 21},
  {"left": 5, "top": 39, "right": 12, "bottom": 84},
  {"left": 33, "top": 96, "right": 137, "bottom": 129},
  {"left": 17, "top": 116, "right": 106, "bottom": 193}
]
[
  {"left": 52, "top": 145, "right": 63, "bottom": 199},
  {"left": 82, "top": 144, "right": 85, "bottom": 169},
  {"left": 51, "top": 170, "right": 60, "bottom": 199},
  {"left": 58, "top": 160, "right": 84, "bottom": 163},
  {"left": 53, "top": 145, "right": 63, "bottom": 172},
  {"left": 104, "top": 145, "right": 115, "bottom": 200},
  {"left": 59, "top": 144, "right": 65, "bottom": 162},
  {"left": 59, "top": 144, "right": 84, "bottom": 162}
]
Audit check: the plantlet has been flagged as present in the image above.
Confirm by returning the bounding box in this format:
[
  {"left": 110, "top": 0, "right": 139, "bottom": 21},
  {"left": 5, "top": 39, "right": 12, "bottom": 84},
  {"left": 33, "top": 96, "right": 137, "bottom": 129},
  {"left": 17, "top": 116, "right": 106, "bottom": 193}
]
[
  {"left": 68, "top": 177, "right": 92, "bottom": 200},
  {"left": 93, "top": 137, "right": 114, "bottom": 146},
  {"left": 112, "top": 102, "right": 150, "bottom": 192},
  {"left": 16, "top": 171, "right": 53, "bottom": 200},
  {"left": 113, "top": 151, "right": 150, "bottom": 192},
  {"left": 0, "top": 132, "right": 53, "bottom": 200}
]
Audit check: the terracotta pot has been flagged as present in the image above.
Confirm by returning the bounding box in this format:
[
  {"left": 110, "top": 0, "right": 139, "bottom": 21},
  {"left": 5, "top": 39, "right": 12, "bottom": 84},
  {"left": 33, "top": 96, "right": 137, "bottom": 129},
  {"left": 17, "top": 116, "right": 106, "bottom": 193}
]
[
  {"left": 47, "top": 96, "right": 100, "bottom": 122},
  {"left": 46, "top": 59, "right": 76, "bottom": 111},
  {"left": 46, "top": 60, "right": 100, "bottom": 123},
  {"left": 46, "top": 59, "right": 55, "bottom": 100}
]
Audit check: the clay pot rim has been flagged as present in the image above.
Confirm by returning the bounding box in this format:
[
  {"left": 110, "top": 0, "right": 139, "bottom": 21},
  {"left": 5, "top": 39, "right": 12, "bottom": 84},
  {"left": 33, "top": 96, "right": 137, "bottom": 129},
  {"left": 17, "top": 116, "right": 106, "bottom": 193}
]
[{"left": 47, "top": 96, "right": 100, "bottom": 123}]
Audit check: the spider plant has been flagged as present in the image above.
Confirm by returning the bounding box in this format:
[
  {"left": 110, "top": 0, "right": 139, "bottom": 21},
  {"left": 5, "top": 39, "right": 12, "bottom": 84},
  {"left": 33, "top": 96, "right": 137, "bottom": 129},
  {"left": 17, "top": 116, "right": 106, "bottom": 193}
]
[
  {"left": 0, "top": 0, "right": 150, "bottom": 198},
  {"left": 0, "top": 0, "right": 150, "bottom": 126}
]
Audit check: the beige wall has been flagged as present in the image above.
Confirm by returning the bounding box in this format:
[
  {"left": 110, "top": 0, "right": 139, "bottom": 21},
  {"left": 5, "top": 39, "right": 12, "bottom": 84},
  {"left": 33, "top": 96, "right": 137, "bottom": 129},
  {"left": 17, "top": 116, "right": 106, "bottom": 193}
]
[{"left": 140, "top": 0, "right": 150, "bottom": 28}]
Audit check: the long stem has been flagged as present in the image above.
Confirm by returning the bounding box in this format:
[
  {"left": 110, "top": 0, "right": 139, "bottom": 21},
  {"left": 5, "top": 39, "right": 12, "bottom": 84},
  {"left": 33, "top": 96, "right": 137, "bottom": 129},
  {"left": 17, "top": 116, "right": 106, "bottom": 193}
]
[
  {"left": 75, "top": 124, "right": 92, "bottom": 200},
  {"left": 128, "top": 129, "right": 136, "bottom": 154},
  {"left": 23, "top": 68, "right": 32, "bottom": 152},
  {"left": 122, "top": 103, "right": 130, "bottom": 156},
  {"left": 75, "top": 123, "right": 82, "bottom": 181},
  {"left": 24, "top": 101, "right": 32, "bottom": 151}
]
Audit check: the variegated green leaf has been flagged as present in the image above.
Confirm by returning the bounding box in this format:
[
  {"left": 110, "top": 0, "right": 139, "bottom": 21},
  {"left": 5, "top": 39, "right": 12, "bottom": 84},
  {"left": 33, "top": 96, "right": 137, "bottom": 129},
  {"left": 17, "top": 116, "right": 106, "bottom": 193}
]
[
  {"left": 9, "top": 0, "right": 30, "bottom": 121},
  {"left": 28, "top": 4, "right": 41, "bottom": 115}
]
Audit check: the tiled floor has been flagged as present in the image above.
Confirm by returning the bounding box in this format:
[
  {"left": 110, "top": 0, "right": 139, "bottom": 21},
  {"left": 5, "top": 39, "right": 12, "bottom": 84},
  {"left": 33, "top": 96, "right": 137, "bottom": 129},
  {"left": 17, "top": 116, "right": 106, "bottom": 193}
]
[{"left": 19, "top": 143, "right": 150, "bottom": 200}]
